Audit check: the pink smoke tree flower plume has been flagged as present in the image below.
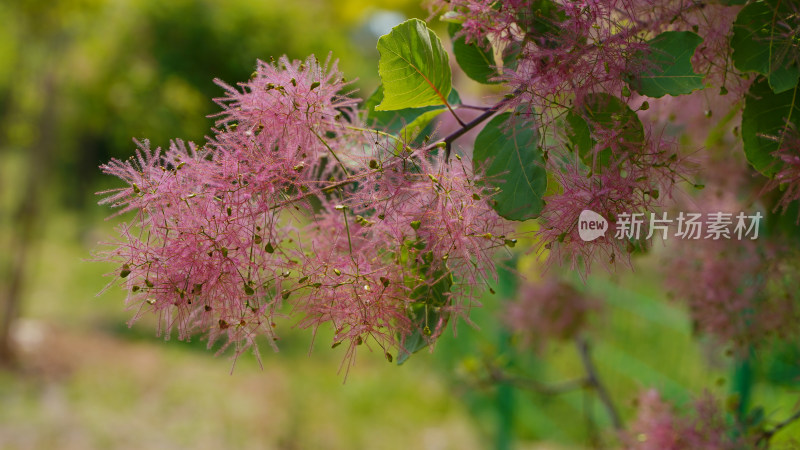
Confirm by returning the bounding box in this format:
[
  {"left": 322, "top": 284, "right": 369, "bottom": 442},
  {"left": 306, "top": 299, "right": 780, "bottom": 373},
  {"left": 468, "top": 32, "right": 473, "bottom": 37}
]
[{"left": 98, "top": 0, "right": 800, "bottom": 446}]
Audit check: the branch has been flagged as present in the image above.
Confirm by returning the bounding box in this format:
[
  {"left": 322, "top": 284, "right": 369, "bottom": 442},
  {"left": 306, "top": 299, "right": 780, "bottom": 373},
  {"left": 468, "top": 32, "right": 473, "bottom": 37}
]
[
  {"left": 757, "top": 406, "right": 800, "bottom": 447},
  {"left": 272, "top": 90, "right": 525, "bottom": 210},
  {"left": 426, "top": 89, "right": 522, "bottom": 160},
  {"left": 268, "top": 144, "right": 425, "bottom": 211},
  {"left": 485, "top": 363, "right": 587, "bottom": 396},
  {"left": 444, "top": 99, "right": 467, "bottom": 127},
  {"left": 457, "top": 104, "right": 493, "bottom": 111},
  {"left": 577, "top": 337, "right": 623, "bottom": 430}
]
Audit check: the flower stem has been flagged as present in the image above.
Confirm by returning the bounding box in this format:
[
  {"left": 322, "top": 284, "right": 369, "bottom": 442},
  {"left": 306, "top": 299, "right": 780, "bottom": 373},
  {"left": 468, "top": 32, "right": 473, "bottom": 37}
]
[
  {"left": 577, "top": 337, "right": 623, "bottom": 430},
  {"left": 430, "top": 89, "right": 521, "bottom": 160}
]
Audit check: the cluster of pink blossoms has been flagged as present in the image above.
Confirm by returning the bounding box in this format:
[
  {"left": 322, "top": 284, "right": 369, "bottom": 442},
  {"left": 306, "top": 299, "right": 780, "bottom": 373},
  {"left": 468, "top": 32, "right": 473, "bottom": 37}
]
[
  {"left": 503, "top": 277, "right": 598, "bottom": 349},
  {"left": 430, "top": 0, "right": 699, "bottom": 273},
  {"left": 663, "top": 185, "right": 800, "bottom": 349},
  {"left": 538, "top": 126, "right": 688, "bottom": 274},
  {"left": 98, "top": 55, "right": 509, "bottom": 367},
  {"left": 621, "top": 389, "right": 754, "bottom": 449},
  {"left": 763, "top": 130, "right": 800, "bottom": 223},
  {"left": 429, "top": 0, "right": 723, "bottom": 111}
]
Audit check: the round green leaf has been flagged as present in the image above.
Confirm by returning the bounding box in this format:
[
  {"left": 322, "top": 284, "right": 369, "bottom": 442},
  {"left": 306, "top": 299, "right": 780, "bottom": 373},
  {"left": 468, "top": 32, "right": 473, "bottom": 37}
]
[
  {"left": 731, "top": 0, "right": 800, "bottom": 94},
  {"left": 565, "top": 110, "right": 594, "bottom": 161},
  {"left": 568, "top": 93, "right": 644, "bottom": 170},
  {"left": 397, "top": 268, "right": 452, "bottom": 365},
  {"left": 473, "top": 112, "right": 546, "bottom": 221},
  {"left": 376, "top": 19, "right": 452, "bottom": 111},
  {"left": 742, "top": 79, "right": 800, "bottom": 176},
  {"left": 515, "top": 0, "right": 566, "bottom": 50},
  {"left": 581, "top": 94, "right": 644, "bottom": 144},
  {"left": 628, "top": 31, "right": 705, "bottom": 98},
  {"left": 449, "top": 23, "right": 499, "bottom": 85}
]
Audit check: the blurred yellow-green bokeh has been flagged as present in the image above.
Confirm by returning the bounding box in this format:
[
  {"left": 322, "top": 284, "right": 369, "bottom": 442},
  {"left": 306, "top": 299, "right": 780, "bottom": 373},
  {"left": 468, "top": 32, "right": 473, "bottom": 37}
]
[{"left": 1, "top": 1, "right": 799, "bottom": 449}]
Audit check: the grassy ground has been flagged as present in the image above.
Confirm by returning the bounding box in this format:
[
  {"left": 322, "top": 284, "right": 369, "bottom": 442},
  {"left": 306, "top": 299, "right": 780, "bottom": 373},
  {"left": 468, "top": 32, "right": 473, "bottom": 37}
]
[
  {"left": 0, "top": 210, "right": 488, "bottom": 450},
  {"left": 2, "top": 208, "right": 799, "bottom": 449}
]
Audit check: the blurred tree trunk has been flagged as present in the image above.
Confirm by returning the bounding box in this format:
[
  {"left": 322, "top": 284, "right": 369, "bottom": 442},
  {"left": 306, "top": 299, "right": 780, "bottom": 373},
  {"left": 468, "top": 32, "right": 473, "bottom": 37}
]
[{"left": 0, "top": 73, "right": 57, "bottom": 367}]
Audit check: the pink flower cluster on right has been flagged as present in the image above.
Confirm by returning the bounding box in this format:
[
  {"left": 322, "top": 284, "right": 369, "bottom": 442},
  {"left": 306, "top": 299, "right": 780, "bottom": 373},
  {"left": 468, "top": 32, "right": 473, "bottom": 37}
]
[
  {"left": 622, "top": 390, "right": 755, "bottom": 449},
  {"left": 504, "top": 277, "right": 598, "bottom": 349}
]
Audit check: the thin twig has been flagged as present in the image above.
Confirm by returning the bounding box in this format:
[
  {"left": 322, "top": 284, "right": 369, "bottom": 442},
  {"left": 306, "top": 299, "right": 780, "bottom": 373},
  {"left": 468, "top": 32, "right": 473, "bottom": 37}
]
[
  {"left": 429, "top": 89, "right": 522, "bottom": 160},
  {"left": 273, "top": 90, "right": 523, "bottom": 212},
  {"left": 268, "top": 145, "right": 425, "bottom": 211},
  {"left": 311, "top": 128, "right": 351, "bottom": 177},
  {"left": 486, "top": 363, "right": 587, "bottom": 396},
  {"left": 757, "top": 406, "right": 800, "bottom": 447},
  {"left": 457, "top": 104, "right": 493, "bottom": 111},
  {"left": 577, "top": 337, "right": 623, "bottom": 430},
  {"left": 444, "top": 100, "right": 467, "bottom": 127}
]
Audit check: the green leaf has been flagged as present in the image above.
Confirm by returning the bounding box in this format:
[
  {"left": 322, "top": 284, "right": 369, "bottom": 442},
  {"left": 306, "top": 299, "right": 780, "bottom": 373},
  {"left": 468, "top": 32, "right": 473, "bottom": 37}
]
[
  {"left": 473, "top": 112, "right": 547, "bottom": 221},
  {"left": 565, "top": 110, "right": 594, "bottom": 162},
  {"left": 397, "top": 265, "right": 453, "bottom": 365},
  {"left": 449, "top": 23, "right": 499, "bottom": 84},
  {"left": 628, "top": 31, "right": 704, "bottom": 98},
  {"left": 731, "top": 0, "right": 800, "bottom": 94},
  {"left": 765, "top": 202, "right": 800, "bottom": 243},
  {"left": 516, "top": 0, "right": 566, "bottom": 50},
  {"left": 581, "top": 94, "right": 644, "bottom": 144},
  {"left": 364, "top": 85, "right": 461, "bottom": 135},
  {"left": 742, "top": 79, "right": 800, "bottom": 176},
  {"left": 568, "top": 93, "right": 644, "bottom": 169},
  {"left": 398, "top": 109, "right": 445, "bottom": 142},
  {"left": 376, "top": 18, "right": 452, "bottom": 111}
]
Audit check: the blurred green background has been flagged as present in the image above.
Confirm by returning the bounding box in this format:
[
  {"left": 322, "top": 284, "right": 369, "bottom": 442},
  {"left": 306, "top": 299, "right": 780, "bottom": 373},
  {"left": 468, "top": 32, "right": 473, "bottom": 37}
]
[{"left": 1, "top": 1, "right": 799, "bottom": 449}]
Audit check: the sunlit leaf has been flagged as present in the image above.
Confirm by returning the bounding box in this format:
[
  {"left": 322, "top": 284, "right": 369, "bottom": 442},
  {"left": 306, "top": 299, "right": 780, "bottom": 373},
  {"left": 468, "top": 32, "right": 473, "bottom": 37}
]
[
  {"left": 376, "top": 19, "right": 452, "bottom": 111},
  {"left": 473, "top": 112, "right": 546, "bottom": 221}
]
